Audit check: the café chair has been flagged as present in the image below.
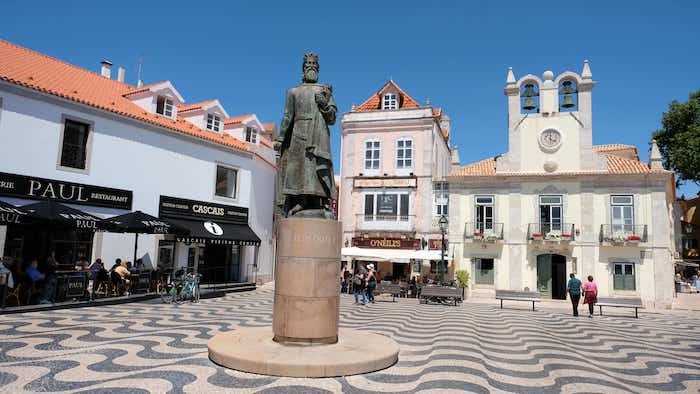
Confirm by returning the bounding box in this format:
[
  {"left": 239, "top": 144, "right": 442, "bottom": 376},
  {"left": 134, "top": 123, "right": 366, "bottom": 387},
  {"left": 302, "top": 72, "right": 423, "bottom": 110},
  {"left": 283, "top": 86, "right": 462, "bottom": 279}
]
[{"left": 4, "top": 283, "right": 21, "bottom": 306}]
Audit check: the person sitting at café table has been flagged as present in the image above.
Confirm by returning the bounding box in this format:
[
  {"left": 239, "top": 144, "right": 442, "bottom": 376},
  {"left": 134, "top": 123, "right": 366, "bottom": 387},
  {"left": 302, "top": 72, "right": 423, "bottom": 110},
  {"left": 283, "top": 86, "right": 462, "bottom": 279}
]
[
  {"left": 25, "top": 259, "right": 53, "bottom": 304},
  {"left": 134, "top": 259, "right": 145, "bottom": 272},
  {"left": 114, "top": 260, "right": 131, "bottom": 294}
]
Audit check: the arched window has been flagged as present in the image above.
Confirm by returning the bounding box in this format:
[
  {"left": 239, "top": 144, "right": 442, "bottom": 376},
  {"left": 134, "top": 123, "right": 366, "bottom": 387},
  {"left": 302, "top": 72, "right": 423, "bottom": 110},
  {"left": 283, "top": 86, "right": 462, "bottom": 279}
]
[
  {"left": 558, "top": 80, "right": 578, "bottom": 112},
  {"left": 520, "top": 83, "right": 539, "bottom": 114}
]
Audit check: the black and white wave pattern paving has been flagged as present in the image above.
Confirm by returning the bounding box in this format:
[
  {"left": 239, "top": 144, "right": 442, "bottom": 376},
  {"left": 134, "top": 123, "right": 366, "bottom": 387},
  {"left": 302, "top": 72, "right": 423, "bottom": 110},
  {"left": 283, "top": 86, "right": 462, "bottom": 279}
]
[{"left": 1, "top": 287, "right": 699, "bottom": 393}]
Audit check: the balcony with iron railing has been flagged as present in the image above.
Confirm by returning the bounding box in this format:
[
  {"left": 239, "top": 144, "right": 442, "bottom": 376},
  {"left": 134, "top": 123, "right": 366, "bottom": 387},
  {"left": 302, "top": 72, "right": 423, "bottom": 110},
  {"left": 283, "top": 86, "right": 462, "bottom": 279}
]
[
  {"left": 356, "top": 214, "right": 415, "bottom": 232},
  {"left": 527, "top": 223, "right": 575, "bottom": 242},
  {"left": 464, "top": 222, "right": 504, "bottom": 242},
  {"left": 599, "top": 224, "right": 647, "bottom": 245}
]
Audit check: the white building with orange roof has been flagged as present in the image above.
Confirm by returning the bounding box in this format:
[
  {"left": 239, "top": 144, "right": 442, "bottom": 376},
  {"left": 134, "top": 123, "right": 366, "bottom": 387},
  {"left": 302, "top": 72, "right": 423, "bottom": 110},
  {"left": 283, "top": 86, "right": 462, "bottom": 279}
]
[
  {"left": 338, "top": 80, "right": 456, "bottom": 282},
  {"left": 448, "top": 61, "right": 677, "bottom": 308},
  {"left": 0, "top": 38, "right": 277, "bottom": 290}
]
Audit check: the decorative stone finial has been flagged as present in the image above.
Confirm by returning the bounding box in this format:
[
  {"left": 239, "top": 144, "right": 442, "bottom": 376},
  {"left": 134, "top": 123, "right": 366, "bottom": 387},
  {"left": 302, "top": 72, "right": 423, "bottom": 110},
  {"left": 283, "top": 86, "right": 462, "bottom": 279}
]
[
  {"left": 506, "top": 67, "right": 516, "bottom": 84},
  {"left": 543, "top": 70, "right": 554, "bottom": 81},
  {"left": 582, "top": 59, "right": 592, "bottom": 79},
  {"left": 649, "top": 139, "right": 663, "bottom": 170}
]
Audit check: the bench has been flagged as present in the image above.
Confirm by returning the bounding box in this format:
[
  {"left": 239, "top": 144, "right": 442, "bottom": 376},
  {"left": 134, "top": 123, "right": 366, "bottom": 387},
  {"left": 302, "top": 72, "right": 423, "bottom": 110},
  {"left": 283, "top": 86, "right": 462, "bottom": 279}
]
[
  {"left": 495, "top": 290, "right": 542, "bottom": 311},
  {"left": 419, "top": 285, "right": 462, "bottom": 306},
  {"left": 376, "top": 283, "right": 403, "bottom": 302},
  {"left": 596, "top": 296, "right": 643, "bottom": 318}
]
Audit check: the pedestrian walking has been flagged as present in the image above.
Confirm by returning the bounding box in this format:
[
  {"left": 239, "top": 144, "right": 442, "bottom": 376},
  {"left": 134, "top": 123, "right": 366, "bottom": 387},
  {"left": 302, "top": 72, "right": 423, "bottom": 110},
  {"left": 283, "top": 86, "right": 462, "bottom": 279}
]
[
  {"left": 353, "top": 265, "right": 367, "bottom": 305},
  {"left": 582, "top": 275, "right": 598, "bottom": 317},
  {"left": 366, "top": 264, "right": 377, "bottom": 304},
  {"left": 566, "top": 273, "right": 582, "bottom": 316}
]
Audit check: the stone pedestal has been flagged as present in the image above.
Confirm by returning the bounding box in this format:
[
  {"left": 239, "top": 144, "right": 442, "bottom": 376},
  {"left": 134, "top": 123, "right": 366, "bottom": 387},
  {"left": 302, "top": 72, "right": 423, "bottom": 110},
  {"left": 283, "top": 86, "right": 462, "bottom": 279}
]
[
  {"left": 273, "top": 217, "right": 341, "bottom": 344},
  {"left": 208, "top": 217, "right": 399, "bottom": 377}
]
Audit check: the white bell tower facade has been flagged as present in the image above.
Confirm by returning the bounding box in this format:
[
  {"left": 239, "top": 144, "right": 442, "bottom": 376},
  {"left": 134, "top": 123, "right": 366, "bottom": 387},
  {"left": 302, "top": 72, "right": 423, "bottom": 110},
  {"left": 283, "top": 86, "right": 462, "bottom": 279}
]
[{"left": 498, "top": 60, "right": 604, "bottom": 174}]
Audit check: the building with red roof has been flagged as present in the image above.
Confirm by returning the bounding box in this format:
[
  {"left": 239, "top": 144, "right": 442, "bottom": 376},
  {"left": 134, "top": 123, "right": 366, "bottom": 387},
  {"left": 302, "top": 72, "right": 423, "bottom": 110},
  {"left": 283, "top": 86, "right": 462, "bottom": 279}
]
[
  {"left": 447, "top": 61, "right": 677, "bottom": 308},
  {"left": 0, "top": 38, "right": 277, "bottom": 289}
]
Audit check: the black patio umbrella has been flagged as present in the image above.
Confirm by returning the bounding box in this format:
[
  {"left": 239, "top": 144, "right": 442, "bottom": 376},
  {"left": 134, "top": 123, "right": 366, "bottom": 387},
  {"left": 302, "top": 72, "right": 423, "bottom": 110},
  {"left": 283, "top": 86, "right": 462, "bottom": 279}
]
[
  {"left": 0, "top": 200, "right": 29, "bottom": 225},
  {"left": 21, "top": 199, "right": 101, "bottom": 230},
  {"left": 98, "top": 210, "right": 187, "bottom": 265}
]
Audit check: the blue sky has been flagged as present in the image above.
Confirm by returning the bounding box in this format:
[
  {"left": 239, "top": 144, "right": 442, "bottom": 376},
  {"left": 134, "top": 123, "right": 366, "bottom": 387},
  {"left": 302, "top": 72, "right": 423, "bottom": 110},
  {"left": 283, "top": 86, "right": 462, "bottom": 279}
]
[{"left": 1, "top": 0, "right": 698, "bottom": 196}]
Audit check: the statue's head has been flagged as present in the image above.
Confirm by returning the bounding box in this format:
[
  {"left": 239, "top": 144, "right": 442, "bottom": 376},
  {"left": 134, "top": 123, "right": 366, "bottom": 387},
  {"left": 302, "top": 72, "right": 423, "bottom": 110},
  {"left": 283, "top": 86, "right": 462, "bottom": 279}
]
[{"left": 302, "top": 53, "right": 319, "bottom": 83}]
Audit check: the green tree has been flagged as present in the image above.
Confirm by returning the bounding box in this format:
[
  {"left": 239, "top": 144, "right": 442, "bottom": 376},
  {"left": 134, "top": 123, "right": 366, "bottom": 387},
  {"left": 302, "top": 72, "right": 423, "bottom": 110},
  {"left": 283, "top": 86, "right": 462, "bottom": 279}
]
[{"left": 653, "top": 90, "right": 700, "bottom": 186}]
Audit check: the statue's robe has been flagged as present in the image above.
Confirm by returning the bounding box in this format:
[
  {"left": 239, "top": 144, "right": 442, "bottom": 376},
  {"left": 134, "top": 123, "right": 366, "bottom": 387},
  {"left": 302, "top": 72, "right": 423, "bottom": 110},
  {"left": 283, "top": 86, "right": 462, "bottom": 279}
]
[{"left": 276, "top": 83, "right": 337, "bottom": 207}]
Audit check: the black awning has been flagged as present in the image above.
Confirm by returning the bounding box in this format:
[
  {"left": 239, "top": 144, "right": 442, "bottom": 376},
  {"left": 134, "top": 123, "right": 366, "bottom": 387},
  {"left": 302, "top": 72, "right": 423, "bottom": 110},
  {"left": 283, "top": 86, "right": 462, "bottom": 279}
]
[
  {"left": 0, "top": 200, "right": 28, "bottom": 224},
  {"left": 21, "top": 199, "right": 101, "bottom": 229},
  {"left": 167, "top": 218, "right": 261, "bottom": 246}
]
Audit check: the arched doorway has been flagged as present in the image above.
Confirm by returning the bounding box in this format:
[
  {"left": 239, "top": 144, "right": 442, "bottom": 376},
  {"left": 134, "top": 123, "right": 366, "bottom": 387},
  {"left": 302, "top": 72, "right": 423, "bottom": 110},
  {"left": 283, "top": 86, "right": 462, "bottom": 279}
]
[{"left": 537, "top": 254, "right": 567, "bottom": 299}]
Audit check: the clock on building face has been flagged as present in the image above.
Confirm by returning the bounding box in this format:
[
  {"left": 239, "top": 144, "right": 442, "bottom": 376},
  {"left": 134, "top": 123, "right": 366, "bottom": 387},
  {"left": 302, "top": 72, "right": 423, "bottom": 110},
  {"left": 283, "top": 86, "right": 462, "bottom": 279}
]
[{"left": 539, "top": 129, "right": 562, "bottom": 151}]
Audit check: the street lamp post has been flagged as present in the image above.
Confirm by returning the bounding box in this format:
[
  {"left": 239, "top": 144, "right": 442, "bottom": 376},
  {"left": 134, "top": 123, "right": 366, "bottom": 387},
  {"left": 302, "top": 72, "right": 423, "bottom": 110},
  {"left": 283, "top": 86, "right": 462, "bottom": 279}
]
[{"left": 438, "top": 215, "right": 448, "bottom": 284}]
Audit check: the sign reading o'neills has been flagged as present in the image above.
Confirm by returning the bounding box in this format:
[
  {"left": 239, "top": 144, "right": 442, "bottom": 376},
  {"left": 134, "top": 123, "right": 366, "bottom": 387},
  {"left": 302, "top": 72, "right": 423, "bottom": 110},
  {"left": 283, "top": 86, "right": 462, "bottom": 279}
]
[
  {"left": 352, "top": 237, "right": 419, "bottom": 249},
  {"left": 158, "top": 195, "right": 248, "bottom": 224},
  {"left": 0, "top": 171, "right": 132, "bottom": 210}
]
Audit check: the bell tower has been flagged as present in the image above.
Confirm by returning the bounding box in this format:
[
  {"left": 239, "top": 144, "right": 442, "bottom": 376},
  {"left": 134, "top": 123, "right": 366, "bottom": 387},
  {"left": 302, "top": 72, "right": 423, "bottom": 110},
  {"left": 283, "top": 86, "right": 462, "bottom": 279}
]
[{"left": 498, "top": 60, "right": 602, "bottom": 173}]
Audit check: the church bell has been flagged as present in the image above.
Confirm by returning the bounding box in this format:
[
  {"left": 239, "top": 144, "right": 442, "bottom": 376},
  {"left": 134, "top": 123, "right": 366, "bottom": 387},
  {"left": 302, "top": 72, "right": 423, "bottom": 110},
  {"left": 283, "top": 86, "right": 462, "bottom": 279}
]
[
  {"left": 522, "top": 84, "right": 537, "bottom": 111},
  {"left": 560, "top": 80, "right": 577, "bottom": 108}
]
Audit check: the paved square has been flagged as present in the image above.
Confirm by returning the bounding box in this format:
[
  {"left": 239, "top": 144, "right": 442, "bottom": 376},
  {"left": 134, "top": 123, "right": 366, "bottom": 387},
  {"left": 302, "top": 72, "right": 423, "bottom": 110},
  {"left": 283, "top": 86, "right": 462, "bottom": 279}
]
[{"left": 1, "top": 287, "right": 699, "bottom": 393}]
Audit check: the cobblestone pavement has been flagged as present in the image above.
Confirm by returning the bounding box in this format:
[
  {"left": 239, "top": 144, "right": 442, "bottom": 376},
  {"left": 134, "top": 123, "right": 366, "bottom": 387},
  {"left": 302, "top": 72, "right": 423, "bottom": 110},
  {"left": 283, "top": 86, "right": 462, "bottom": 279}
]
[{"left": 1, "top": 287, "right": 699, "bottom": 393}]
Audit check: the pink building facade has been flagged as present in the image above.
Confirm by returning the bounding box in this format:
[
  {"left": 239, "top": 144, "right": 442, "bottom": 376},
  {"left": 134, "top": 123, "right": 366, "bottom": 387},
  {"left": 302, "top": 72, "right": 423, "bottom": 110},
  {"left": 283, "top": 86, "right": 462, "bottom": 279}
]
[{"left": 339, "top": 81, "right": 457, "bottom": 281}]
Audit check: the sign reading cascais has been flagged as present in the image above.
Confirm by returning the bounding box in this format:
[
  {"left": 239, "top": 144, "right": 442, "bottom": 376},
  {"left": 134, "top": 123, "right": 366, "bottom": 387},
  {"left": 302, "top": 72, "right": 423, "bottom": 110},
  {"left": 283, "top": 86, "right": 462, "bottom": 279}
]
[
  {"left": 0, "top": 171, "right": 132, "bottom": 210},
  {"left": 352, "top": 237, "right": 419, "bottom": 250},
  {"left": 159, "top": 195, "right": 248, "bottom": 224}
]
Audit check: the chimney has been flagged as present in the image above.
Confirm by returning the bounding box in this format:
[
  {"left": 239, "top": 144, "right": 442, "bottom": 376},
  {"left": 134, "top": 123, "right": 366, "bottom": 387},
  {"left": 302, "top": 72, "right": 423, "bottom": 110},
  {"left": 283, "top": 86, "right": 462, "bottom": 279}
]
[
  {"left": 117, "top": 66, "right": 126, "bottom": 83},
  {"left": 100, "top": 60, "right": 112, "bottom": 78},
  {"left": 137, "top": 79, "right": 144, "bottom": 88},
  {"left": 649, "top": 139, "right": 664, "bottom": 170}
]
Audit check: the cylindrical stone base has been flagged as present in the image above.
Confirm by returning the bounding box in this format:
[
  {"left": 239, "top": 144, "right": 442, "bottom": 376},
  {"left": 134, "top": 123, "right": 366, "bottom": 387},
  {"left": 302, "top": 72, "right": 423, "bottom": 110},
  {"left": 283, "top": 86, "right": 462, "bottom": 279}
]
[{"left": 272, "top": 217, "right": 342, "bottom": 344}]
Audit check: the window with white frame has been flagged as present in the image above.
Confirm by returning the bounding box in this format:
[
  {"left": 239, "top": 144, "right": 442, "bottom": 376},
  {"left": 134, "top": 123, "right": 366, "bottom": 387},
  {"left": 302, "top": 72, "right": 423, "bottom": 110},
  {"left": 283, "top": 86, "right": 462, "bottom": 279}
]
[
  {"left": 156, "top": 96, "right": 173, "bottom": 117},
  {"left": 245, "top": 127, "right": 257, "bottom": 143},
  {"left": 364, "top": 140, "right": 380, "bottom": 170},
  {"left": 215, "top": 165, "right": 237, "bottom": 199},
  {"left": 613, "top": 262, "right": 635, "bottom": 291},
  {"left": 433, "top": 182, "right": 449, "bottom": 216},
  {"left": 396, "top": 138, "right": 413, "bottom": 169},
  {"left": 611, "top": 195, "right": 634, "bottom": 233},
  {"left": 539, "top": 195, "right": 563, "bottom": 232},
  {"left": 382, "top": 93, "right": 397, "bottom": 110},
  {"left": 60, "top": 119, "right": 90, "bottom": 170},
  {"left": 475, "top": 195, "right": 494, "bottom": 231},
  {"left": 206, "top": 113, "right": 221, "bottom": 132},
  {"left": 364, "top": 193, "right": 409, "bottom": 221}
]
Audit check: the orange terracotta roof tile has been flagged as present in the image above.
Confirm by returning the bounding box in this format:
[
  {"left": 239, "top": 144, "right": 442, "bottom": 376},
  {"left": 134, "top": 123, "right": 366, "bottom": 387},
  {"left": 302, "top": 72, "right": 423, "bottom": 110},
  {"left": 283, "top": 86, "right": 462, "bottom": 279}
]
[
  {"left": 178, "top": 100, "right": 216, "bottom": 113},
  {"left": 262, "top": 122, "right": 276, "bottom": 132},
  {"left": 259, "top": 136, "right": 273, "bottom": 148},
  {"left": 450, "top": 157, "right": 497, "bottom": 176},
  {"left": 122, "top": 81, "right": 168, "bottom": 97},
  {"left": 354, "top": 80, "right": 422, "bottom": 112},
  {"left": 450, "top": 147, "right": 672, "bottom": 178},
  {"left": 0, "top": 39, "right": 247, "bottom": 153},
  {"left": 224, "top": 114, "right": 253, "bottom": 125}
]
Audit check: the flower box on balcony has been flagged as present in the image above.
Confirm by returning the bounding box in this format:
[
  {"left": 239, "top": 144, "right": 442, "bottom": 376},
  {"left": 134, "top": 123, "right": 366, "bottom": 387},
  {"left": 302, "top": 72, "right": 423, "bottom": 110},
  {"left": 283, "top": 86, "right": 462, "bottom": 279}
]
[
  {"left": 627, "top": 235, "right": 641, "bottom": 242},
  {"left": 561, "top": 233, "right": 572, "bottom": 240},
  {"left": 473, "top": 232, "right": 484, "bottom": 239},
  {"left": 531, "top": 233, "right": 543, "bottom": 240}
]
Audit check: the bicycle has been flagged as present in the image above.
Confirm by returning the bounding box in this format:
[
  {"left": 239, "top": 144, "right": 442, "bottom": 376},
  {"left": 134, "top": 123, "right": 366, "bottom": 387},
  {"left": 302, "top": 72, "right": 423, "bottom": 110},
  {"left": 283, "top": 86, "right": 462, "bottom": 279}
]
[{"left": 159, "top": 272, "right": 201, "bottom": 304}]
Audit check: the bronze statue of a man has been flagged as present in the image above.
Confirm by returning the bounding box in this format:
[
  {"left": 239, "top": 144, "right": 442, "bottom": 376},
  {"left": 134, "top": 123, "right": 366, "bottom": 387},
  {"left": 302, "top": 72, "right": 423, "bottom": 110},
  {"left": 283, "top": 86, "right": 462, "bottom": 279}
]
[{"left": 275, "top": 53, "right": 337, "bottom": 218}]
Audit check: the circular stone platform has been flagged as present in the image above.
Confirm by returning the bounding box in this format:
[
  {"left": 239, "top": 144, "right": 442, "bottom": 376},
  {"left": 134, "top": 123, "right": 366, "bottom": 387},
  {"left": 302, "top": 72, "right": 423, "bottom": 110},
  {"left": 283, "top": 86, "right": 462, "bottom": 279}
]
[{"left": 208, "top": 327, "right": 399, "bottom": 377}]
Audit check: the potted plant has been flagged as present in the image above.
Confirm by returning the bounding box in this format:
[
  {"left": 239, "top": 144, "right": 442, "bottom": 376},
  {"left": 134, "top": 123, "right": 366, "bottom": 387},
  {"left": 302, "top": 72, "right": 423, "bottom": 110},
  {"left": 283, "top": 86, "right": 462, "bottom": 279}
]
[
  {"left": 561, "top": 232, "right": 572, "bottom": 241},
  {"left": 545, "top": 232, "right": 561, "bottom": 241},
  {"left": 455, "top": 270, "right": 470, "bottom": 299},
  {"left": 627, "top": 234, "right": 641, "bottom": 242},
  {"left": 473, "top": 231, "right": 484, "bottom": 239},
  {"left": 531, "top": 232, "right": 544, "bottom": 240}
]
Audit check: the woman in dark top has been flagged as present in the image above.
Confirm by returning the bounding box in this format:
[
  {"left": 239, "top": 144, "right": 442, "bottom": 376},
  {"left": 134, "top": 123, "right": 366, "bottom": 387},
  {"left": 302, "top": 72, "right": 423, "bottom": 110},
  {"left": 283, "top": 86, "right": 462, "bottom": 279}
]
[{"left": 366, "top": 264, "right": 377, "bottom": 304}]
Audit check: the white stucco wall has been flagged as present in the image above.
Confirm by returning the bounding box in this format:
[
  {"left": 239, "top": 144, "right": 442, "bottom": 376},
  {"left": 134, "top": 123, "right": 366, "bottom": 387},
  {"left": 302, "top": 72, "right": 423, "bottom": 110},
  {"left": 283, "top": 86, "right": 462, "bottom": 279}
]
[{"left": 0, "top": 84, "right": 276, "bottom": 282}]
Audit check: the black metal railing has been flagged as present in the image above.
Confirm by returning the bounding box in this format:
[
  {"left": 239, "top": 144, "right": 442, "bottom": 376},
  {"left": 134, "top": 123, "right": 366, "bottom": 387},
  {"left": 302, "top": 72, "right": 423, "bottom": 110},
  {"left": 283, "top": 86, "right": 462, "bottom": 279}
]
[
  {"left": 527, "top": 223, "right": 575, "bottom": 241},
  {"left": 464, "top": 222, "right": 504, "bottom": 241},
  {"left": 599, "top": 224, "right": 647, "bottom": 243}
]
